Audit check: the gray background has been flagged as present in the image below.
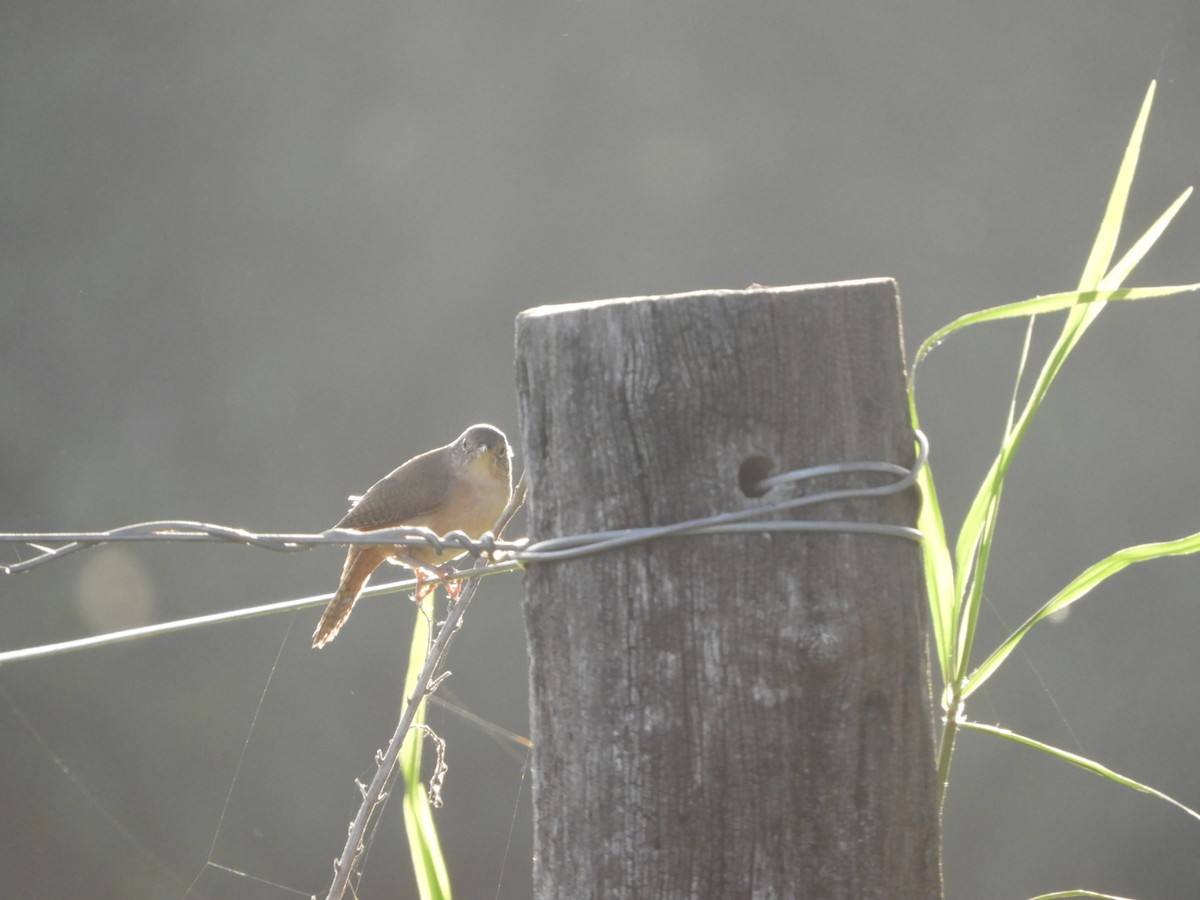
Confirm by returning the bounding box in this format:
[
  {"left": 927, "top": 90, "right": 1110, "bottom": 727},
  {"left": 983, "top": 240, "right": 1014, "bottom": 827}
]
[{"left": 2, "top": 2, "right": 1198, "bottom": 898}]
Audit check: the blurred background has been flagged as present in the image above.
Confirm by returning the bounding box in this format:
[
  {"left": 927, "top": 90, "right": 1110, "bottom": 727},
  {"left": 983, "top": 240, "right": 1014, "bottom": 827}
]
[{"left": 2, "top": 2, "right": 1198, "bottom": 897}]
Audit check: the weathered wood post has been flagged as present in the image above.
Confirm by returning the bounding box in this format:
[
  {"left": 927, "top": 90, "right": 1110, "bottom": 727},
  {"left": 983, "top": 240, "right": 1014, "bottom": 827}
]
[{"left": 514, "top": 280, "right": 941, "bottom": 898}]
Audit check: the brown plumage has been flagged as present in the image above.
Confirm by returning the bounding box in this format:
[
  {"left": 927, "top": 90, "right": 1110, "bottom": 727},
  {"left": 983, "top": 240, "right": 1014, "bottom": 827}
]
[{"left": 311, "top": 424, "right": 513, "bottom": 648}]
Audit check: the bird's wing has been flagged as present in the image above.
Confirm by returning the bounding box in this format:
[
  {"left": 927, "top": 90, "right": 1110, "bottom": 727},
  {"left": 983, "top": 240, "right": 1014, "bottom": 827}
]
[{"left": 334, "top": 446, "right": 452, "bottom": 531}]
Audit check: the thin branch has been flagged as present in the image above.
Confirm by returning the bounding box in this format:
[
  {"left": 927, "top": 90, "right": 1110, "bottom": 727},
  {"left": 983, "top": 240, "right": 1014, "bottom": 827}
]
[{"left": 323, "top": 476, "right": 528, "bottom": 900}]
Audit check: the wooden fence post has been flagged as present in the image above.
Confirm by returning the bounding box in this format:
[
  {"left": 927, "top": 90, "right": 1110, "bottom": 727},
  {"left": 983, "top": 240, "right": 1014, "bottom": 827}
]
[{"left": 514, "top": 280, "right": 941, "bottom": 898}]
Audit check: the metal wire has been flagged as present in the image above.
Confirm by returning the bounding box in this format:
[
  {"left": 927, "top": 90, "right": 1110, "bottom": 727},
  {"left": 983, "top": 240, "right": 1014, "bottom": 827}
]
[
  {"left": 0, "top": 431, "right": 927, "bottom": 664},
  {"left": 1, "top": 431, "right": 926, "bottom": 571},
  {"left": 515, "top": 430, "right": 927, "bottom": 562}
]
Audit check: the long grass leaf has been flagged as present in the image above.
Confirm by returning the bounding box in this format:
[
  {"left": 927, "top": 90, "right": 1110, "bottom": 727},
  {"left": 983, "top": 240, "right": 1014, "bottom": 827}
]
[
  {"left": 908, "top": 84, "right": 1197, "bottom": 835},
  {"left": 1079, "top": 81, "right": 1156, "bottom": 289},
  {"left": 1005, "top": 314, "right": 1038, "bottom": 437},
  {"left": 963, "top": 532, "right": 1200, "bottom": 697},
  {"left": 905, "top": 393, "right": 958, "bottom": 686},
  {"left": 401, "top": 599, "right": 452, "bottom": 900},
  {"left": 912, "top": 283, "right": 1200, "bottom": 375},
  {"left": 1104, "top": 187, "right": 1194, "bottom": 288},
  {"left": 961, "top": 720, "right": 1200, "bottom": 824},
  {"left": 952, "top": 82, "right": 1161, "bottom": 581},
  {"left": 916, "top": 458, "right": 956, "bottom": 685},
  {"left": 946, "top": 282, "right": 1192, "bottom": 598}
]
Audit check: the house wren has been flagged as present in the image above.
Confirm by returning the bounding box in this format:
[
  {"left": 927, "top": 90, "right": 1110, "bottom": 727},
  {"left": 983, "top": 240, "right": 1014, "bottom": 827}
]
[{"left": 311, "top": 424, "right": 513, "bottom": 648}]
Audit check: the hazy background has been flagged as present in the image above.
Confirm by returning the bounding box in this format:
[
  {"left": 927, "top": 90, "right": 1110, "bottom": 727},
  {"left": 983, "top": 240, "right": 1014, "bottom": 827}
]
[{"left": 2, "top": 2, "right": 1199, "bottom": 898}]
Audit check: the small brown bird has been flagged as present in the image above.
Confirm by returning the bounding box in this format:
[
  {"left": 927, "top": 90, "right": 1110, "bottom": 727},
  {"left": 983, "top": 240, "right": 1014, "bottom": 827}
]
[{"left": 311, "top": 424, "right": 513, "bottom": 648}]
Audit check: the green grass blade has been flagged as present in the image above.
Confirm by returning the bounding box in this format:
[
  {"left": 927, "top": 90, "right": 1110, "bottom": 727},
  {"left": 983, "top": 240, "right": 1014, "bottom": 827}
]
[
  {"left": 912, "top": 88, "right": 1191, "bottom": 672},
  {"left": 1054, "top": 82, "right": 1159, "bottom": 369},
  {"left": 1005, "top": 315, "right": 1038, "bottom": 438},
  {"left": 961, "top": 719, "right": 1200, "bottom": 824},
  {"left": 400, "top": 598, "right": 452, "bottom": 900},
  {"left": 949, "top": 286, "right": 1165, "bottom": 612},
  {"left": 912, "top": 86, "right": 1175, "bottom": 388},
  {"left": 954, "top": 485, "right": 1004, "bottom": 681},
  {"left": 1104, "top": 187, "right": 1194, "bottom": 288},
  {"left": 913, "top": 283, "right": 1200, "bottom": 374},
  {"left": 963, "top": 532, "right": 1200, "bottom": 698},
  {"left": 906, "top": 236, "right": 1199, "bottom": 686},
  {"left": 905, "top": 392, "right": 957, "bottom": 686},
  {"left": 908, "top": 82, "right": 1198, "bottom": 843},
  {"left": 1027, "top": 892, "right": 1139, "bottom": 900},
  {"left": 949, "top": 82, "right": 1166, "bottom": 616},
  {"left": 1078, "top": 81, "right": 1156, "bottom": 289},
  {"left": 915, "top": 452, "right": 956, "bottom": 687}
]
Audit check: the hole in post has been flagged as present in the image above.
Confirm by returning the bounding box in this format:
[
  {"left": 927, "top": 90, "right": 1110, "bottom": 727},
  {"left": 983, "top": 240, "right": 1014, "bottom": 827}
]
[{"left": 738, "top": 455, "right": 774, "bottom": 498}]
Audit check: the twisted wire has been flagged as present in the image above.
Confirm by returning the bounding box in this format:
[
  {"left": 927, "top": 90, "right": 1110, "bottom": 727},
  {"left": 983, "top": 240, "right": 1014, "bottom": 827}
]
[{"left": 0, "top": 431, "right": 927, "bottom": 664}]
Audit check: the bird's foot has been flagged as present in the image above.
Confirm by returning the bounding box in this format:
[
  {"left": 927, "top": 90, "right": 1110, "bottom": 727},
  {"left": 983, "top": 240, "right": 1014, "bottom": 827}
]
[{"left": 407, "top": 563, "right": 461, "bottom": 604}]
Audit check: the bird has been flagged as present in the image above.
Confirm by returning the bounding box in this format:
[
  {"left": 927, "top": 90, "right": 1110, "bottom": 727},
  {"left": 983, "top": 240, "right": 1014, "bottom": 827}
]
[{"left": 311, "top": 424, "right": 513, "bottom": 648}]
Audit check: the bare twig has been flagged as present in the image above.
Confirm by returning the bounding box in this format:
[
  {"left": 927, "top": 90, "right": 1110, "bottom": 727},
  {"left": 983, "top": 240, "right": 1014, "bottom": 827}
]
[{"left": 323, "top": 475, "right": 527, "bottom": 900}]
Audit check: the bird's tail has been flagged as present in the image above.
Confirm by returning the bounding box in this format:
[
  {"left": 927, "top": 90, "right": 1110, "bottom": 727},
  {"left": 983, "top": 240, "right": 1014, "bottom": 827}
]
[{"left": 311, "top": 545, "right": 391, "bottom": 648}]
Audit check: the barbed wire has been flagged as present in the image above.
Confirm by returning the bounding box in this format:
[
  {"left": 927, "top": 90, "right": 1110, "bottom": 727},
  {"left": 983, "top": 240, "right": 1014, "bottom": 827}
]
[
  {"left": 0, "top": 430, "right": 927, "bottom": 666},
  {"left": 0, "top": 521, "right": 528, "bottom": 576}
]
